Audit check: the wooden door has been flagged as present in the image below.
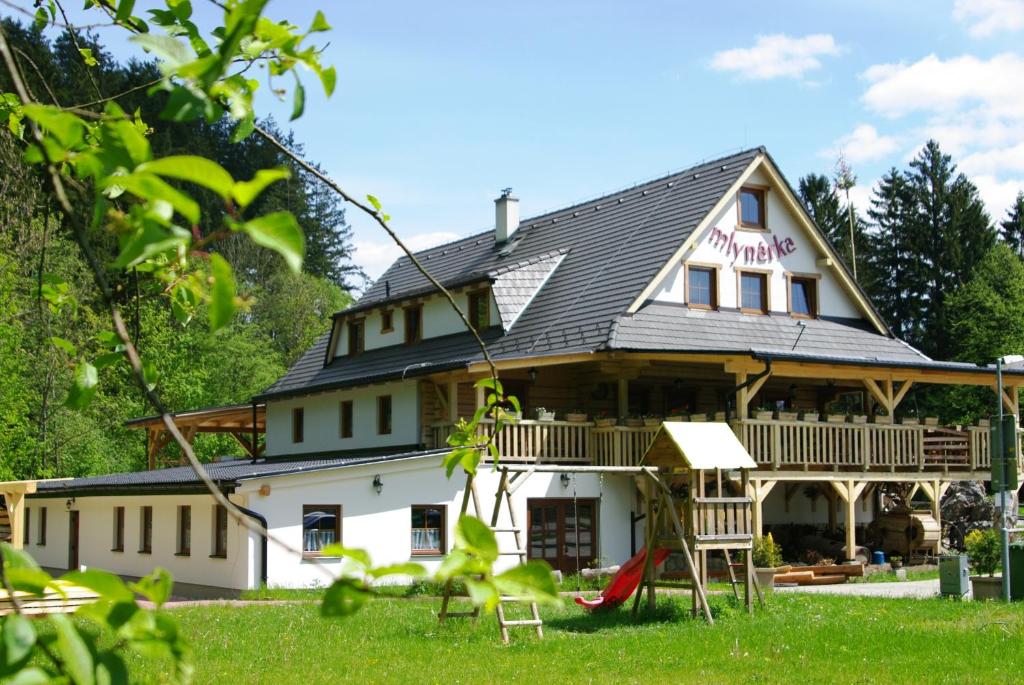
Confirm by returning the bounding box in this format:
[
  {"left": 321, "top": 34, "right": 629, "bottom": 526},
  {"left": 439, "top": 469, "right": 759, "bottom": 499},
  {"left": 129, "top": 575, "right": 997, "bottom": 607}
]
[
  {"left": 527, "top": 498, "right": 598, "bottom": 573},
  {"left": 68, "top": 510, "right": 80, "bottom": 571}
]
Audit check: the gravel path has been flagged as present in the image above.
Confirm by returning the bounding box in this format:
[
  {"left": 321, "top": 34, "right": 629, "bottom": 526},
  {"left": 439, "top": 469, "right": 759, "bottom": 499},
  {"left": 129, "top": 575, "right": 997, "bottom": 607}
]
[{"left": 776, "top": 579, "right": 943, "bottom": 599}]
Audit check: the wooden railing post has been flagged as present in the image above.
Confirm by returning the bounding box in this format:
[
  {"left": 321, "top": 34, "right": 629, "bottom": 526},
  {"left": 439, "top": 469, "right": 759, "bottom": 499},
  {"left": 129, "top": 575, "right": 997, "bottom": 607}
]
[{"left": 772, "top": 422, "right": 782, "bottom": 470}]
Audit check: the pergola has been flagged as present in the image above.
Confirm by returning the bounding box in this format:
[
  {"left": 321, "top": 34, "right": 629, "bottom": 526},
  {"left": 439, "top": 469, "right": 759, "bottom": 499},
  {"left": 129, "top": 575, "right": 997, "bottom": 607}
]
[{"left": 125, "top": 403, "right": 266, "bottom": 469}]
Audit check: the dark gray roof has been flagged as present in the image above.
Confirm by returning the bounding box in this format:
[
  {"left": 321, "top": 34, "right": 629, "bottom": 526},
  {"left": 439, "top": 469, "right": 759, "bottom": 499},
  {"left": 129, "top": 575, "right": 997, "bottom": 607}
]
[
  {"left": 264, "top": 148, "right": 767, "bottom": 397},
  {"left": 33, "top": 447, "right": 448, "bottom": 496}
]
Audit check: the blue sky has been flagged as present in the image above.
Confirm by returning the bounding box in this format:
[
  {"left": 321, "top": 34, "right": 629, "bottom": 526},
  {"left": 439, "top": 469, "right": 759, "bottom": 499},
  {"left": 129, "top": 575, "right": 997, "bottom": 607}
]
[{"left": 11, "top": 0, "right": 1024, "bottom": 282}]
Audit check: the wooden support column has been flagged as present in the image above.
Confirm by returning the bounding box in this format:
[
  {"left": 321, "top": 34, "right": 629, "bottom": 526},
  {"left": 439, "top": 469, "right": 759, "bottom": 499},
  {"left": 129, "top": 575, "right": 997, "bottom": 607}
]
[
  {"left": 3, "top": 492, "right": 24, "bottom": 549},
  {"left": 747, "top": 479, "right": 777, "bottom": 537},
  {"left": 830, "top": 480, "right": 867, "bottom": 562},
  {"left": 617, "top": 377, "right": 629, "bottom": 419},
  {"left": 918, "top": 480, "right": 951, "bottom": 555}
]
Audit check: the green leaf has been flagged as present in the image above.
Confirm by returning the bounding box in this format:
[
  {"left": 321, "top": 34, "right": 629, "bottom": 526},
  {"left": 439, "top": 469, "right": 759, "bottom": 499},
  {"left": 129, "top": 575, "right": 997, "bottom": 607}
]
[
  {"left": 104, "top": 172, "right": 200, "bottom": 225},
  {"left": 50, "top": 614, "right": 95, "bottom": 685},
  {"left": 368, "top": 562, "right": 427, "bottom": 579},
  {"left": 318, "top": 65, "right": 337, "bottom": 97},
  {"left": 318, "top": 545, "right": 371, "bottom": 567},
  {"left": 465, "top": 578, "right": 499, "bottom": 613},
  {"left": 137, "top": 156, "right": 235, "bottom": 200},
  {"left": 141, "top": 356, "right": 160, "bottom": 391},
  {"left": 321, "top": 578, "right": 372, "bottom": 617},
  {"left": 455, "top": 515, "right": 498, "bottom": 564},
  {"left": 49, "top": 336, "right": 76, "bottom": 356},
  {"left": 62, "top": 569, "right": 134, "bottom": 603},
  {"left": 21, "top": 104, "right": 85, "bottom": 149},
  {"left": 130, "top": 568, "right": 173, "bottom": 608},
  {"left": 94, "top": 351, "right": 124, "bottom": 370},
  {"left": 78, "top": 47, "right": 98, "bottom": 67},
  {"left": 290, "top": 80, "right": 305, "bottom": 121},
  {"left": 2, "top": 614, "right": 35, "bottom": 666},
  {"left": 231, "top": 113, "right": 255, "bottom": 143},
  {"left": 130, "top": 33, "right": 194, "bottom": 68},
  {"left": 115, "top": 0, "right": 136, "bottom": 22},
  {"left": 232, "top": 168, "right": 290, "bottom": 209},
  {"left": 4, "top": 667, "right": 49, "bottom": 685},
  {"left": 239, "top": 212, "right": 305, "bottom": 272},
  {"left": 366, "top": 194, "right": 382, "bottom": 212},
  {"left": 66, "top": 361, "right": 98, "bottom": 409},
  {"left": 33, "top": 6, "right": 47, "bottom": 30},
  {"left": 493, "top": 561, "right": 560, "bottom": 605},
  {"left": 208, "top": 253, "right": 236, "bottom": 332},
  {"left": 309, "top": 10, "right": 331, "bottom": 32}
]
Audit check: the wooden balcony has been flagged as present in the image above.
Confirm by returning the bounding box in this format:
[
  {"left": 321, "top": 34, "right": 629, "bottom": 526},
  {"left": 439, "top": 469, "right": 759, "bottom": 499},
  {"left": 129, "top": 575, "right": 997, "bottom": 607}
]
[{"left": 429, "top": 417, "right": 1016, "bottom": 476}]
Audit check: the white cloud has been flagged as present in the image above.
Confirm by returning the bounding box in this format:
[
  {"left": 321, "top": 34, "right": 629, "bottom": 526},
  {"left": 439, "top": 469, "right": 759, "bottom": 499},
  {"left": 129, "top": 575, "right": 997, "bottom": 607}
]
[
  {"left": 953, "top": 0, "right": 1024, "bottom": 38},
  {"left": 961, "top": 142, "right": 1024, "bottom": 176},
  {"left": 972, "top": 174, "right": 1024, "bottom": 221},
  {"left": 821, "top": 124, "right": 901, "bottom": 163},
  {"left": 861, "top": 53, "right": 1024, "bottom": 119},
  {"left": 710, "top": 34, "right": 842, "bottom": 80},
  {"left": 354, "top": 231, "right": 463, "bottom": 283}
]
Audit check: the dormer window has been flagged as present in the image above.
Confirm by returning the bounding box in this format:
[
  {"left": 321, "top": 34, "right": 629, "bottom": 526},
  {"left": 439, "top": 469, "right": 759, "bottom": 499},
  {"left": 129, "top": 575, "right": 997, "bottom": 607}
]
[
  {"left": 739, "top": 187, "right": 766, "bottom": 229},
  {"left": 788, "top": 274, "right": 819, "bottom": 318},
  {"left": 404, "top": 305, "right": 423, "bottom": 345},
  {"left": 347, "top": 319, "right": 365, "bottom": 356},
  {"left": 686, "top": 265, "right": 717, "bottom": 310},
  {"left": 381, "top": 309, "right": 393, "bottom": 333},
  {"left": 738, "top": 270, "right": 768, "bottom": 314},
  {"left": 467, "top": 288, "right": 490, "bottom": 330}
]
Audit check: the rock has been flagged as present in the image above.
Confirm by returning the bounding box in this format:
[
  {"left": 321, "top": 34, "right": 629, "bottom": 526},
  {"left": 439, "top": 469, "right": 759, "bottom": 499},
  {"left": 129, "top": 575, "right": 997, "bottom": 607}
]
[{"left": 941, "top": 481, "right": 994, "bottom": 547}]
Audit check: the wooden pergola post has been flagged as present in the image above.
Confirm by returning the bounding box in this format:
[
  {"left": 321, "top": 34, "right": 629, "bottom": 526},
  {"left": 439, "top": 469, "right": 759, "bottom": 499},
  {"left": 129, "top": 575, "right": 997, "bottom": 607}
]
[
  {"left": 747, "top": 479, "right": 776, "bottom": 537},
  {"left": 830, "top": 480, "right": 867, "bottom": 562},
  {"left": 918, "top": 480, "right": 951, "bottom": 555},
  {"left": 1, "top": 482, "right": 37, "bottom": 549}
]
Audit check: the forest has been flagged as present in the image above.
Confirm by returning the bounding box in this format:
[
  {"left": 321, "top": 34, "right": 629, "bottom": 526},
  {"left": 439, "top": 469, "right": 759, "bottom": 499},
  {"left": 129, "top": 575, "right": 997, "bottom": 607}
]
[{"left": 2, "top": 21, "right": 1024, "bottom": 482}]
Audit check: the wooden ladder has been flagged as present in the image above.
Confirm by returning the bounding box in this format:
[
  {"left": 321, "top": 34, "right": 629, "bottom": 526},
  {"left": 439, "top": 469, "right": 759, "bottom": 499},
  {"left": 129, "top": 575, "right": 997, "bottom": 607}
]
[{"left": 438, "top": 468, "right": 544, "bottom": 644}]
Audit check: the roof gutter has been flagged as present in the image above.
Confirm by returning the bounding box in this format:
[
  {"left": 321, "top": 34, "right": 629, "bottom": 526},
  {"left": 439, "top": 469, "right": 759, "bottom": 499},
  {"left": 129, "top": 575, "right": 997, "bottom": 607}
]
[
  {"left": 234, "top": 503, "right": 268, "bottom": 587},
  {"left": 732, "top": 357, "right": 772, "bottom": 395}
]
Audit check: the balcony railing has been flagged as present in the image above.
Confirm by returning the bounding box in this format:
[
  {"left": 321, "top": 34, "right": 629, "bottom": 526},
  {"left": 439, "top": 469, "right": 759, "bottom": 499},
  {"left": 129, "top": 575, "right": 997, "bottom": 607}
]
[{"left": 429, "top": 417, "right": 1014, "bottom": 474}]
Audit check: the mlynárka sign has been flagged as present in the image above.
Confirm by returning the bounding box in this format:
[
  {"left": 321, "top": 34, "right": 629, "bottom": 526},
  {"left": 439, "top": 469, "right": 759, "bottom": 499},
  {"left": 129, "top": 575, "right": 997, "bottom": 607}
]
[{"left": 708, "top": 227, "right": 796, "bottom": 265}]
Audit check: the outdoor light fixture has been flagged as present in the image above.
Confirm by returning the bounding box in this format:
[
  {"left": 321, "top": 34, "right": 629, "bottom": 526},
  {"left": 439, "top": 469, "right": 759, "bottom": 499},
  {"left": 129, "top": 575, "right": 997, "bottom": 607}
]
[
  {"left": 560, "top": 473, "right": 570, "bottom": 488},
  {"left": 372, "top": 474, "right": 383, "bottom": 495},
  {"left": 65, "top": 497, "right": 75, "bottom": 511},
  {"left": 529, "top": 368, "right": 538, "bottom": 383}
]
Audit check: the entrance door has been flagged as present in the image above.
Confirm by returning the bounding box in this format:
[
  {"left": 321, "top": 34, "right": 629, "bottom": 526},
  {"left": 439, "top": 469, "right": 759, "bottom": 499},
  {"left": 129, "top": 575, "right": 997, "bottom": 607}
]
[
  {"left": 527, "top": 498, "right": 598, "bottom": 573},
  {"left": 68, "top": 510, "right": 79, "bottom": 571}
]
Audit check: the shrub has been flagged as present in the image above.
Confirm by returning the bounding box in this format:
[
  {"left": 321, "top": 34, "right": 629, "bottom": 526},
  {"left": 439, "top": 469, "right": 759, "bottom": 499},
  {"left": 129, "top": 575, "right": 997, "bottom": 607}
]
[
  {"left": 965, "top": 528, "right": 1001, "bottom": 576},
  {"left": 753, "top": 533, "right": 784, "bottom": 568}
]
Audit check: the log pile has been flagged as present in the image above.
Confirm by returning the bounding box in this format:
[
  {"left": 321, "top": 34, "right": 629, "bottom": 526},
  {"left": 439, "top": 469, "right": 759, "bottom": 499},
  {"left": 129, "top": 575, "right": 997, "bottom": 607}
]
[{"left": 773, "top": 563, "right": 865, "bottom": 586}]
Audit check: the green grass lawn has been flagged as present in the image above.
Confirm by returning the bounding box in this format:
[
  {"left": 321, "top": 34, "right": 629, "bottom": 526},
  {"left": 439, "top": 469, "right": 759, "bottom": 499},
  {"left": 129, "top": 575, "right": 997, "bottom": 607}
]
[{"left": 123, "top": 591, "right": 1023, "bottom": 684}]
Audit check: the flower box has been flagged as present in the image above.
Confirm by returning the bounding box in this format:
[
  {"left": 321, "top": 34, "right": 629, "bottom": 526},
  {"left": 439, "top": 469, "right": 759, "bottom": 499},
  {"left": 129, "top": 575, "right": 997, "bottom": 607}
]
[
  {"left": 826, "top": 414, "right": 846, "bottom": 424},
  {"left": 643, "top": 417, "right": 662, "bottom": 427},
  {"left": 713, "top": 411, "right": 726, "bottom": 422},
  {"left": 753, "top": 410, "right": 773, "bottom": 421},
  {"left": 689, "top": 414, "right": 707, "bottom": 422},
  {"left": 665, "top": 415, "right": 686, "bottom": 422},
  {"left": 971, "top": 575, "right": 1002, "bottom": 601},
  {"left": 565, "top": 413, "right": 588, "bottom": 423},
  {"left": 800, "top": 412, "right": 819, "bottom": 422},
  {"left": 977, "top": 418, "right": 991, "bottom": 427},
  {"left": 900, "top": 417, "right": 920, "bottom": 425},
  {"left": 924, "top": 417, "right": 939, "bottom": 426},
  {"left": 848, "top": 415, "right": 868, "bottom": 424},
  {"left": 625, "top": 418, "right": 644, "bottom": 428},
  {"left": 535, "top": 409, "right": 555, "bottom": 422},
  {"left": 873, "top": 415, "right": 892, "bottom": 424},
  {"left": 595, "top": 417, "right": 616, "bottom": 428},
  {"left": 776, "top": 411, "right": 799, "bottom": 421}
]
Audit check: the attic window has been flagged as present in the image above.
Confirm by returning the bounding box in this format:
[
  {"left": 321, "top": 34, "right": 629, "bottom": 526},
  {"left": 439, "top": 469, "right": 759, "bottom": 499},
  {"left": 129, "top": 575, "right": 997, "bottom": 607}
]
[
  {"left": 788, "top": 274, "right": 819, "bottom": 319},
  {"left": 739, "top": 271, "right": 768, "bottom": 314},
  {"left": 381, "top": 309, "right": 393, "bottom": 333},
  {"left": 404, "top": 305, "right": 423, "bottom": 345},
  {"left": 347, "top": 319, "right": 365, "bottom": 356},
  {"left": 467, "top": 288, "right": 490, "bottom": 331},
  {"left": 739, "top": 187, "right": 766, "bottom": 229}
]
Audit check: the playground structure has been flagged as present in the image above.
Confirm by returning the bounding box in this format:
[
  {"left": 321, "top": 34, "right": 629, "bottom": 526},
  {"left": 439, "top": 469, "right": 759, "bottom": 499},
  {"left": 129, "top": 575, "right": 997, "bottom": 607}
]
[{"left": 439, "top": 422, "right": 761, "bottom": 642}]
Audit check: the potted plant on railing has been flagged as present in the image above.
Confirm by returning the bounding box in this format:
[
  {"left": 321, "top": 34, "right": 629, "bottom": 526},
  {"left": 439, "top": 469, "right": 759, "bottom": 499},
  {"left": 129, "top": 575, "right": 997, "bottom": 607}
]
[
  {"left": 848, "top": 413, "right": 868, "bottom": 424},
  {"left": 900, "top": 412, "right": 920, "bottom": 426},
  {"left": 713, "top": 410, "right": 726, "bottom": 422},
  {"left": 977, "top": 417, "right": 991, "bottom": 427},
  {"left": 752, "top": 404, "right": 774, "bottom": 421},
  {"left": 565, "top": 409, "right": 588, "bottom": 423},
  {"left": 873, "top": 410, "right": 892, "bottom": 425},
  {"left": 534, "top": 407, "right": 556, "bottom": 422},
  {"left": 625, "top": 414, "right": 644, "bottom": 428},
  {"left": 689, "top": 412, "right": 708, "bottom": 422},
  {"left": 965, "top": 528, "right": 1002, "bottom": 600},
  {"left": 924, "top": 416, "right": 939, "bottom": 426},
  {"left": 826, "top": 412, "right": 846, "bottom": 423},
  {"left": 594, "top": 410, "right": 616, "bottom": 428},
  {"left": 752, "top": 533, "right": 789, "bottom": 590},
  {"left": 775, "top": 407, "right": 799, "bottom": 422},
  {"left": 642, "top": 414, "right": 663, "bottom": 427},
  {"left": 666, "top": 407, "right": 687, "bottom": 422},
  {"left": 800, "top": 410, "right": 819, "bottom": 422}
]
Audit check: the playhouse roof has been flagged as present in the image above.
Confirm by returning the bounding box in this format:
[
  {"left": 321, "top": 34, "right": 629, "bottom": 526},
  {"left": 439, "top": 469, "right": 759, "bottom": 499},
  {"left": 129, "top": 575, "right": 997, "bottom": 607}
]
[{"left": 642, "top": 422, "right": 757, "bottom": 471}]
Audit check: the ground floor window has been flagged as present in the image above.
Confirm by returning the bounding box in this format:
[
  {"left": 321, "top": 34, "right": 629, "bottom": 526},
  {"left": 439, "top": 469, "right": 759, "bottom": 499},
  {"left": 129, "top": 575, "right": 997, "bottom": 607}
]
[
  {"left": 112, "top": 506, "right": 125, "bottom": 552},
  {"left": 411, "top": 505, "right": 445, "bottom": 555},
  {"left": 139, "top": 506, "right": 153, "bottom": 554},
  {"left": 177, "top": 505, "right": 191, "bottom": 556},
  {"left": 37, "top": 507, "right": 47, "bottom": 546},
  {"left": 527, "top": 498, "right": 598, "bottom": 573},
  {"left": 23, "top": 507, "right": 30, "bottom": 546},
  {"left": 212, "top": 505, "right": 228, "bottom": 558},
  {"left": 303, "top": 504, "right": 341, "bottom": 556}
]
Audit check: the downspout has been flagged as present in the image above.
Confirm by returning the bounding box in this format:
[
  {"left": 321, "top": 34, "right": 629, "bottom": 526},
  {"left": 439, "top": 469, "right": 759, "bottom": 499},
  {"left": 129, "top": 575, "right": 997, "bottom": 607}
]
[
  {"left": 731, "top": 357, "right": 773, "bottom": 395},
  {"left": 235, "top": 503, "right": 268, "bottom": 587}
]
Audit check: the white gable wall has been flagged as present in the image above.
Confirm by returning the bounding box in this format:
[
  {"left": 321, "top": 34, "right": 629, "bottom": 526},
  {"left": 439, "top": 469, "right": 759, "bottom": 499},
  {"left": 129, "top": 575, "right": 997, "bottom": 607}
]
[
  {"left": 265, "top": 380, "right": 419, "bottom": 456},
  {"left": 334, "top": 289, "right": 499, "bottom": 359},
  {"left": 651, "top": 167, "right": 861, "bottom": 319}
]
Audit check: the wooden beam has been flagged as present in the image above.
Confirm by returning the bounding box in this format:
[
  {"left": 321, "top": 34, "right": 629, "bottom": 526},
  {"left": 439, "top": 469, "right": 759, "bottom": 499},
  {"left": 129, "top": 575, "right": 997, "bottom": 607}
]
[
  {"left": 747, "top": 371, "right": 772, "bottom": 400},
  {"left": 892, "top": 380, "right": 914, "bottom": 410},
  {"left": 862, "top": 379, "right": 890, "bottom": 414}
]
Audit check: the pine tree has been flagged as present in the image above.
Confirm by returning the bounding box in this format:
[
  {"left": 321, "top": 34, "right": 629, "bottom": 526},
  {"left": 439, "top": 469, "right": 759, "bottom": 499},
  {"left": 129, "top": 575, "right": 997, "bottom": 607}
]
[{"left": 1000, "top": 192, "right": 1024, "bottom": 258}]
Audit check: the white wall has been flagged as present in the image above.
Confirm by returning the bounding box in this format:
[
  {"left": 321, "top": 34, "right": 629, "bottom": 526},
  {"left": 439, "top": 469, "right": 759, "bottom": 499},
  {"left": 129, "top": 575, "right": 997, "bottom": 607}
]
[
  {"left": 652, "top": 167, "right": 861, "bottom": 319},
  {"left": 240, "top": 457, "right": 636, "bottom": 589},
  {"left": 265, "top": 380, "right": 419, "bottom": 456},
  {"left": 334, "top": 288, "right": 499, "bottom": 358},
  {"left": 23, "top": 494, "right": 256, "bottom": 590}
]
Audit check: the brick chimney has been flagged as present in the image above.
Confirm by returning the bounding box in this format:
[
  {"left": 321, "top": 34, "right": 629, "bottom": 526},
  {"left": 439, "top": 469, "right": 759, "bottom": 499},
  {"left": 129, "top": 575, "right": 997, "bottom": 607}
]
[{"left": 495, "top": 188, "right": 519, "bottom": 244}]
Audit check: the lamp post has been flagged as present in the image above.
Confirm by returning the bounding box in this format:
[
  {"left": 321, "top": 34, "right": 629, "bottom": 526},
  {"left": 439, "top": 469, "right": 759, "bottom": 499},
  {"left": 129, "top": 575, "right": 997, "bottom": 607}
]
[{"left": 996, "top": 354, "right": 1024, "bottom": 601}]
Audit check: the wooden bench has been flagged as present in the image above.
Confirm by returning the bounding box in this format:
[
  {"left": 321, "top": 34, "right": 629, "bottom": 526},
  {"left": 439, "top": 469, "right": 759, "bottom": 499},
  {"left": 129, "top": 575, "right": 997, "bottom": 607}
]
[{"left": 0, "top": 581, "right": 99, "bottom": 617}]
